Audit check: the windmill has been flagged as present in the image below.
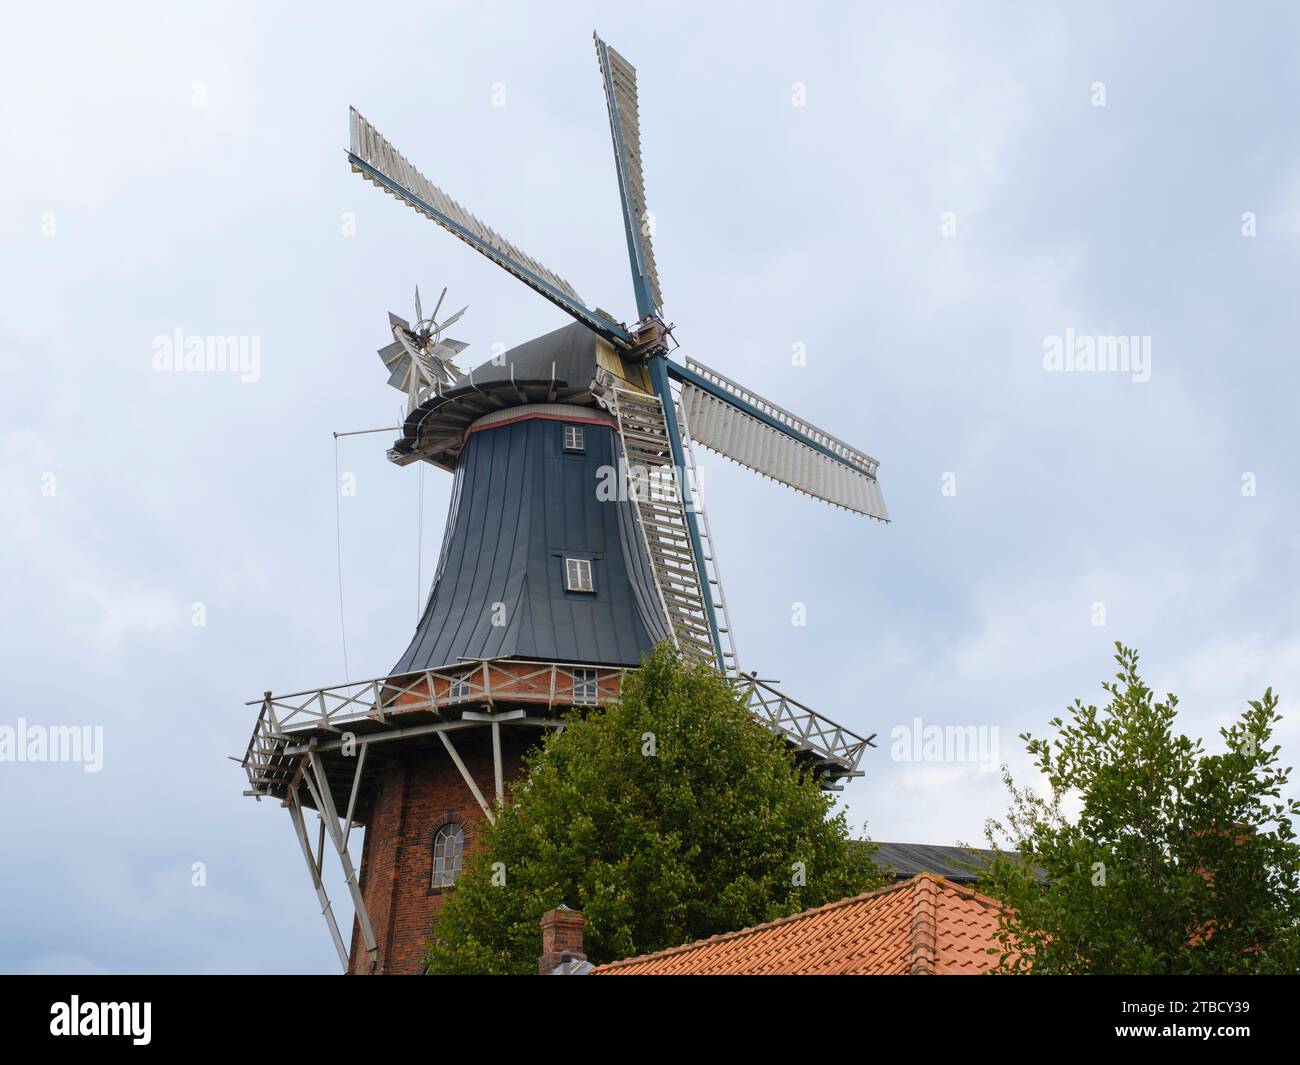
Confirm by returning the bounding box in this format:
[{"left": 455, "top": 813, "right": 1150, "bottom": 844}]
[
  {"left": 240, "top": 32, "right": 888, "bottom": 975},
  {"left": 378, "top": 286, "right": 469, "bottom": 411}
]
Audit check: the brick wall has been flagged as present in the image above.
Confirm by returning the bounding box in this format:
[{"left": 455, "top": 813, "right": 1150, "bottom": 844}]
[{"left": 347, "top": 732, "right": 527, "bottom": 974}]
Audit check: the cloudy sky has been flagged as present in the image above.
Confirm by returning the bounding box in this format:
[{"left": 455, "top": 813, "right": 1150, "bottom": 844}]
[{"left": 3, "top": 1, "right": 1299, "bottom": 973}]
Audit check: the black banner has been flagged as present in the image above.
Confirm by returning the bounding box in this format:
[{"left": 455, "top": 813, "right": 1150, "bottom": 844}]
[{"left": 1, "top": 973, "right": 1293, "bottom": 1050}]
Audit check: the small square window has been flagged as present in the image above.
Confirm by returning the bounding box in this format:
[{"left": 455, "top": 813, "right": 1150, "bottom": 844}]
[
  {"left": 563, "top": 424, "right": 585, "bottom": 451},
  {"left": 448, "top": 674, "right": 472, "bottom": 701},
  {"left": 573, "top": 668, "right": 599, "bottom": 706},
  {"left": 564, "top": 557, "right": 594, "bottom": 593}
]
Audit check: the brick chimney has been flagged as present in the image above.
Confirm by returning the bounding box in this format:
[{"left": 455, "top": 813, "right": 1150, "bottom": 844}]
[{"left": 539, "top": 905, "right": 586, "bottom": 974}]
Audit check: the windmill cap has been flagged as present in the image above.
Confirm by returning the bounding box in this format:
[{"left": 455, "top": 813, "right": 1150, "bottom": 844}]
[{"left": 387, "top": 321, "right": 612, "bottom": 470}]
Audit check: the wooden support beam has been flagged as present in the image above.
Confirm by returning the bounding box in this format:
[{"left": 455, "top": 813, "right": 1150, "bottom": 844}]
[
  {"left": 287, "top": 789, "right": 349, "bottom": 971},
  {"left": 283, "top": 716, "right": 484, "bottom": 756},
  {"left": 461, "top": 709, "right": 526, "bottom": 722},
  {"left": 437, "top": 731, "right": 495, "bottom": 824},
  {"left": 491, "top": 719, "right": 504, "bottom": 804},
  {"left": 342, "top": 741, "right": 368, "bottom": 851},
  {"left": 304, "top": 753, "right": 379, "bottom": 970}
]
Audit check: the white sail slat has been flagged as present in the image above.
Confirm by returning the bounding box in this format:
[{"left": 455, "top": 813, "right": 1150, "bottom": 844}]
[{"left": 681, "top": 377, "right": 888, "bottom": 522}]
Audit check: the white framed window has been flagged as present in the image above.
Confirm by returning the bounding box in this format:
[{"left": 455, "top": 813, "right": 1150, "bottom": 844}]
[
  {"left": 563, "top": 424, "right": 585, "bottom": 451},
  {"left": 564, "top": 557, "right": 594, "bottom": 593},
  {"left": 573, "top": 668, "right": 599, "bottom": 706},
  {"left": 431, "top": 822, "right": 465, "bottom": 888},
  {"left": 448, "top": 674, "right": 472, "bottom": 701}
]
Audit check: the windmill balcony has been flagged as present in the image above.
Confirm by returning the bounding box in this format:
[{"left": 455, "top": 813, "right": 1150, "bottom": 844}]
[
  {"left": 242, "top": 657, "right": 873, "bottom": 821},
  {"left": 241, "top": 659, "right": 626, "bottom": 808}
]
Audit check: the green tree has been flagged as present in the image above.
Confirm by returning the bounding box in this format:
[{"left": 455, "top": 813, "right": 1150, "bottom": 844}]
[
  {"left": 425, "top": 644, "right": 886, "bottom": 974},
  {"left": 982, "top": 643, "right": 1300, "bottom": 974}
]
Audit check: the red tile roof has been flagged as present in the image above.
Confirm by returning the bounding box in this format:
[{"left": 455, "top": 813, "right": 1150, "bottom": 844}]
[{"left": 589, "top": 874, "right": 1008, "bottom": 975}]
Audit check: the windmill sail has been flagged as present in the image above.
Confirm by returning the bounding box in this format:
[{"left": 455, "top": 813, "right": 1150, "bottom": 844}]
[
  {"left": 676, "top": 359, "right": 889, "bottom": 522},
  {"left": 347, "top": 108, "right": 629, "bottom": 345},
  {"left": 594, "top": 33, "right": 662, "bottom": 319}
]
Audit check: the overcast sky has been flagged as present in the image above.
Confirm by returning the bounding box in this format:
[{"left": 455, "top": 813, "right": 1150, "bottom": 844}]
[{"left": 3, "top": 1, "right": 1299, "bottom": 973}]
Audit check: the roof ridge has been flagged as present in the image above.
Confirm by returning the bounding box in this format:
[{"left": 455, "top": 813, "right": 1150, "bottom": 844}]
[
  {"left": 590, "top": 875, "right": 930, "bottom": 973},
  {"left": 908, "top": 873, "right": 938, "bottom": 974},
  {"left": 920, "top": 871, "right": 1008, "bottom": 913}
]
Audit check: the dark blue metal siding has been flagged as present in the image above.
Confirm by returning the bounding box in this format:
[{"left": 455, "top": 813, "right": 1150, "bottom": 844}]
[{"left": 390, "top": 416, "right": 672, "bottom": 676}]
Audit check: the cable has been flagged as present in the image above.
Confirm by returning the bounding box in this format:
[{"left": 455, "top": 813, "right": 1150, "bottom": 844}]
[
  {"left": 416, "top": 462, "right": 425, "bottom": 623},
  {"left": 333, "top": 433, "right": 351, "bottom": 681}
]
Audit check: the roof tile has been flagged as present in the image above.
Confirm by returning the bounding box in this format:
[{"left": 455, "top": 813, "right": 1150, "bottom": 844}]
[{"left": 590, "top": 874, "right": 1008, "bottom": 976}]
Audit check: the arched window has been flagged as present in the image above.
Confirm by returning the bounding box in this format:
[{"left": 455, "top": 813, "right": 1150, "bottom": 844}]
[{"left": 431, "top": 822, "right": 465, "bottom": 888}]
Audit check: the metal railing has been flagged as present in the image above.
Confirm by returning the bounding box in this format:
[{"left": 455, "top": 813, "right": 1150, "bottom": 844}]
[
  {"left": 244, "top": 659, "right": 622, "bottom": 735},
  {"left": 729, "top": 675, "right": 875, "bottom": 772},
  {"left": 241, "top": 658, "right": 874, "bottom": 796},
  {"left": 240, "top": 660, "right": 623, "bottom": 797}
]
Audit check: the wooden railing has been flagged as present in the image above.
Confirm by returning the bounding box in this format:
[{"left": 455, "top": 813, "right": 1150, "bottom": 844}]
[{"left": 241, "top": 658, "right": 873, "bottom": 796}]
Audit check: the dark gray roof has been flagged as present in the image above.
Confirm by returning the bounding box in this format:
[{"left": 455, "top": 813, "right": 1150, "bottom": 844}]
[
  {"left": 390, "top": 322, "right": 606, "bottom": 470},
  {"left": 867, "top": 841, "right": 999, "bottom": 883},
  {"left": 390, "top": 414, "right": 673, "bottom": 675},
  {"left": 458, "top": 320, "right": 602, "bottom": 391}
]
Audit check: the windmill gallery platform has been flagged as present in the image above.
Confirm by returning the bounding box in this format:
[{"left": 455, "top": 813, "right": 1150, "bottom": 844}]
[{"left": 240, "top": 33, "right": 889, "bottom": 974}]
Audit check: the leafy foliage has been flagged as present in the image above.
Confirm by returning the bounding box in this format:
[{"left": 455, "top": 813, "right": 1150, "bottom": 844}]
[
  {"left": 982, "top": 643, "right": 1300, "bottom": 974},
  {"left": 424, "top": 644, "right": 885, "bottom": 974}
]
